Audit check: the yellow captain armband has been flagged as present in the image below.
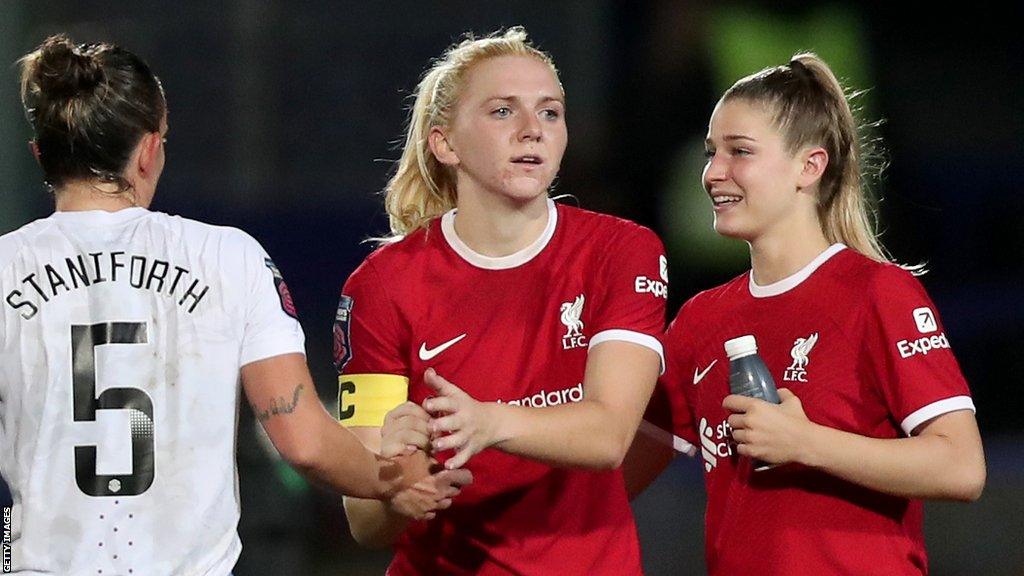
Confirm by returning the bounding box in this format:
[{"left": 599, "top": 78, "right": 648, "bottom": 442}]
[{"left": 337, "top": 374, "right": 410, "bottom": 427}]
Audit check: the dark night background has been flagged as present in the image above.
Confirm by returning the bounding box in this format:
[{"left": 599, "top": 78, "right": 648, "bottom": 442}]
[{"left": 1, "top": 2, "right": 1020, "bottom": 574}]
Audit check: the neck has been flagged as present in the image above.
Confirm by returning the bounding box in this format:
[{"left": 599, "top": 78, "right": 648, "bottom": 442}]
[
  {"left": 749, "top": 217, "right": 831, "bottom": 286},
  {"left": 452, "top": 190, "right": 550, "bottom": 258},
  {"left": 54, "top": 180, "right": 149, "bottom": 212}
]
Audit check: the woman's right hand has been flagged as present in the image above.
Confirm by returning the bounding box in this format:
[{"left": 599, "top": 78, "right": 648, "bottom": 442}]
[{"left": 423, "top": 368, "right": 504, "bottom": 469}]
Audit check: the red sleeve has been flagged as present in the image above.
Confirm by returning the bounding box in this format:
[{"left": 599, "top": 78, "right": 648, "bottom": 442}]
[
  {"left": 864, "top": 266, "right": 973, "bottom": 435},
  {"left": 659, "top": 302, "right": 699, "bottom": 454},
  {"left": 588, "top": 224, "right": 668, "bottom": 369},
  {"left": 335, "top": 258, "right": 408, "bottom": 377}
]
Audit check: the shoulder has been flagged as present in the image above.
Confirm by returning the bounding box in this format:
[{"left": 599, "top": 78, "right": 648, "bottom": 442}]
[
  {"left": 667, "top": 273, "right": 747, "bottom": 337},
  {"left": 143, "top": 214, "right": 284, "bottom": 293},
  {"left": 558, "top": 202, "right": 662, "bottom": 247},
  {"left": 345, "top": 225, "right": 433, "bottom": 288},
  {"left": 169, "top": 213, "right": 260, "bottom": 248},
  {"left": 556, "top": 203, "right": 666, "bottom": 277},
  {"left": 148, "top": 212, "right": 270, "bottom": 262},
  {"left": 662, "top": 278, "right": 743, "bottom": 358},
  {"left": 0, "top": 217, "right": 56, "bottom": 273},
  {"left": 362, "top": 225, "right": 434, "bottom": 269},
  {"left": 831, "top": 249, "right": 925, "bottom": 300}
]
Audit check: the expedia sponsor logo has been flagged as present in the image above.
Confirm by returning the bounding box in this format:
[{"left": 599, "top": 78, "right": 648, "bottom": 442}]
[
  {"left": 498, "top": 383, "right": 583, "bottom": 407},
  {"left": 897, "top": 333, "right": 950, "bottom": 359},
  {"left": 913, "top": 307, "right": 937, "bottom": 333},
  {"left": 634, "top": 254, "right": 668, "bottom": 299},
  {"left": 634, "top": 276, "right": 668, "bottom": 298}
]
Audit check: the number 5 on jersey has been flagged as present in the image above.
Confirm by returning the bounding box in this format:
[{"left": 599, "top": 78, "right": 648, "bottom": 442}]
[{"left": 71, "top": 322, "right": 155, "bottom": 497}]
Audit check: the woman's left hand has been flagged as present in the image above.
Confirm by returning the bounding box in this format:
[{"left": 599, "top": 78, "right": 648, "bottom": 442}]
[
  {"left": 422, "top": 368, "right": 501, "bottom": 469},
  {"left": 722, "top": 388, "right": 816, "bottom": 466}
]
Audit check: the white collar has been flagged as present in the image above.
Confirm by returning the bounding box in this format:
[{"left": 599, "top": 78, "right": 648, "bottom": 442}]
[
  {"left": 748, "top": 243, "right": 846, "bottom": 298},
  {"left": 49, "top": 207, "right": 151, "bottom": 227},
  {"left": 440, "top": 198, "right": 557, "bottom": 270}
]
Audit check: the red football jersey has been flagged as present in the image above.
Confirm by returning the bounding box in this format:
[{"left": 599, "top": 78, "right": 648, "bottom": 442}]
[
  {"left": 660, "top": 245, "right": 974, "bottom": 576},
  {"left": 338, "top": 198, "right": 667, "bottom": 575}
]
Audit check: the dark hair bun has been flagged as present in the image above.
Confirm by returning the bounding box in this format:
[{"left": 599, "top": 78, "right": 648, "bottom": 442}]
[
  {"left": 33, "top": 35, "right": 104, "bottom": 98},
  {"left": 20, "top": 34, "right": 165, "bottom": 193}
]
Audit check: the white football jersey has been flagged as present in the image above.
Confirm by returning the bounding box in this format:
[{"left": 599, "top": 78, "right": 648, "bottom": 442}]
[{"left": 0, "top": 208, "right": 305, "bottom": 575}]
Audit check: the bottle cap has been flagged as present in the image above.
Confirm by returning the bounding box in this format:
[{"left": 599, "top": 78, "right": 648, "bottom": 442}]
[{"left": 724, "top": 335, "right": 758, "bottom": 359}]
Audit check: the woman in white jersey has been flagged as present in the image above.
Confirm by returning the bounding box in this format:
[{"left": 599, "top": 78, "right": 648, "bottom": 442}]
[
  {"left": 0, "top": 35, "right": 467, "bottom": 575},
  {"left": 649, "top": 54, "right": 986, "bottom": 575}
]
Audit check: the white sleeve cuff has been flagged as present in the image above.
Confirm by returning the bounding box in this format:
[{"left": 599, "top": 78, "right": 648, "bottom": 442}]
[
  {"left": 240, "top": 339, "right": 306, "bottom": 367},
  {"left": 588, "top": 329, "right": 665, "bottom": 375},
  {"left": 637, "top": 420, "right": 696, "bottom": 457},
  {"left": 674, "top": 435, "right": 697, "bottom": 457},
  {"left": 900, "top": 395, "right": 976, "bottom": 436}
]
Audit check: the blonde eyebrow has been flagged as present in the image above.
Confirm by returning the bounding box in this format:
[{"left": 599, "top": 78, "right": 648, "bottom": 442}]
[
  {"left": 485, "top": 95, "right": 565, "bottom": 106},
  {"left": 705, "top": 134, "right": 758, "bottom": 147}
]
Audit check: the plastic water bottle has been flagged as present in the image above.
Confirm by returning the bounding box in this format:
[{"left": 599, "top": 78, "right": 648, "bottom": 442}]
[
  {"left": 725, "top": 335, "right": 780, "bottom": 404},
  {"left": 724, "top": 335, "right": 779, "bottom": 471}
]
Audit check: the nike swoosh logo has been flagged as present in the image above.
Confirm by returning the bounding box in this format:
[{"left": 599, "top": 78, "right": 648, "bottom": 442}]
[
  {"left": 692, "top": 359, "right": 718, "bottom": 385},
  {"left": 419, "top": 333, "right": 467, "bottom": 361}
]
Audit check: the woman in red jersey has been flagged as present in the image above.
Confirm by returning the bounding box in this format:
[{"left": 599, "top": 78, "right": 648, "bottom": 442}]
[
  {"left": 653, "top": 53, "right": 986, "bottom": 575},
  {"left": 335, "top": 27, "right": 667, "bottom": 575}
]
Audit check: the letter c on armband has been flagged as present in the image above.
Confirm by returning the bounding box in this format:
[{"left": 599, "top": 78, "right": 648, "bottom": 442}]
[{"left": 337, "top": 374, "right": 410, "bottom": 427}]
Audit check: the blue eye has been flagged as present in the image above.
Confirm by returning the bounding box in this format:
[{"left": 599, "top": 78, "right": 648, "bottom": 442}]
[
  {"left": 492, "top": 107, "right": 512, "bottom": 118},
  {"left": 541, "top": 109, "right": 560, "bottom": 121}
]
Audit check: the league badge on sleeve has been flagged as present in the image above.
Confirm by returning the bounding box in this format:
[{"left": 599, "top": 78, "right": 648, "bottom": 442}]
[
  {"left": 333, "top": 295, "right": 354, "bottom": 372},
  {"left": 264, "top": 258, "right": 298, "bottom": 319}
]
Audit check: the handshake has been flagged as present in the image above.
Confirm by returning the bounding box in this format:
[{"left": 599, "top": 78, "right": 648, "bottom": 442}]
[{"left": 372, "top": 368, "right": 487, "bottom": 522}]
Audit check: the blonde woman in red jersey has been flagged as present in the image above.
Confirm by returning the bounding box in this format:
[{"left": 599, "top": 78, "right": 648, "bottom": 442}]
[
  {"left": 652, "top": 54, "right": 986, "bottom": 574},
  {"left": 335, "top": 27, "right": 667, "bottom": 574}
]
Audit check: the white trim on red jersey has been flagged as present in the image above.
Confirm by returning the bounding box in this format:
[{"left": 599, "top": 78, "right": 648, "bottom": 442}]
[
  {"left": 748, "top": 243, "right": 847, "bottom": 298},
  {"left": 636, "top": 420, "right": 697, "bottom": 456},
  {"left": 343, "top": 201, "right": 661, "bottom": 574},
  {"left": 589, "top": 328, "right": 665, "bottom": 374},
  {"left": 674, "top": 435, "right": 697, "bottom": 456},
  {"left": 900, "top": 395, "right": 976, "bottom": 436},
  {"left": 440, "top": 198, "right": 558, "bottom": 270}
]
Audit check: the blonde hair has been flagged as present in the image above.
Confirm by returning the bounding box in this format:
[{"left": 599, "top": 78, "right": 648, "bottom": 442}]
[
  {"left": 383, "top": 27, "right": 559, "bottom": 237},
  {"left": 723, "top": 52, "right": 893, "bottom": 264}
]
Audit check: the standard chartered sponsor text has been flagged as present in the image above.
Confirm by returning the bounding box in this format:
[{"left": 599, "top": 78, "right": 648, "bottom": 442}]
[{"left": 497, "top": 383, "right": 584, "bottom": 407}]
